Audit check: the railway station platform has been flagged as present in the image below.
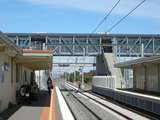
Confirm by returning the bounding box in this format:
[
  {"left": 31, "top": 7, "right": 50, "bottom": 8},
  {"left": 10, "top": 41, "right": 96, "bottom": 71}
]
[
  {"left": 0, "top": 87, "right": 74, "bottom": 120},
  {"left": 1, "top": 82, "right": 159, "bottom": 120},
  {"left": 0, "top": 90, "right": 55, "bottom": 120}
]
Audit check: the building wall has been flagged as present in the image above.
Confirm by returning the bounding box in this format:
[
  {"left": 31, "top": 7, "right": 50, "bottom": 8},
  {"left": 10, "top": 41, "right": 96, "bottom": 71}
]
[
  {"left": 134, "top": 63, "right": 159, "bottom": 92},
  {"left": 10, "top": 60, "right": 17, "bottom": 108},
  {"left": 16, "top": 64, "right": 32, "bottom": 89},
  {"left": 0, "top": 53, "right": 14, "bottom": 112},
  {"left": 0, "top": 52, "right": 33, "bottom": 112},
  {"left": 146, "top": 64, "right": 159, "bottom": 91},
  {"left": 122, "top": 69, "right": 133, "bottom": 88},
  {"left": 134, "top": 65, "right": 145, "bottom": 90}
]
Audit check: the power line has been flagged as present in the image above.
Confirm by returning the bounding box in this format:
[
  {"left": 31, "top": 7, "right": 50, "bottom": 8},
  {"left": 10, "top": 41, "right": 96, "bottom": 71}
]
[
  {"left": 107, "top": 0, "right": 146, "bottom": 33},
  {"left": 91, "top": 0, "right": 121, "bottom": 33}
]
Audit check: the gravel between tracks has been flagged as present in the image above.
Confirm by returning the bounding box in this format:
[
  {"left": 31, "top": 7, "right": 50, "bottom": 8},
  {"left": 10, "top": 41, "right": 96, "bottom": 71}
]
[{"left": 62, "top": 90, "right": 125, "bottom": 120}]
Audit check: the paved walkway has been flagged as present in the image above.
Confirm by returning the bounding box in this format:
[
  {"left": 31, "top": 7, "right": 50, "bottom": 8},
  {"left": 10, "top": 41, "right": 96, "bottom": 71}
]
[
  {"left": 1, "top": 90, "right": 56, "bottom": 120},
  {"left": 40, "top": 90, "right": 56, "bottom": 120}
]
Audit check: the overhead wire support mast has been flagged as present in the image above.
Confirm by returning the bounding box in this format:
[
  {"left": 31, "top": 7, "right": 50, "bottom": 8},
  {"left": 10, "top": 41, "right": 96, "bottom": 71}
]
[
  {"left": 107, "top": 0, "right": 146, "bottom": 32},
  {"left": 91, "top": 0, "right": 121, "bottom": 33}
]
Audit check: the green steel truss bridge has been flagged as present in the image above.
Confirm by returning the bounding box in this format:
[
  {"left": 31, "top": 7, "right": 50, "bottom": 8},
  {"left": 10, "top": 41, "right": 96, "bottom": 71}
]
[{"left": 6, "top": 33, "right": 160, "bottom": 57}]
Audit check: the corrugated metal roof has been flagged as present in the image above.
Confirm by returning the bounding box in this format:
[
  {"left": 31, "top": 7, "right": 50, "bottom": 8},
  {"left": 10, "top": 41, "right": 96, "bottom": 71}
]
[
  {"left": 5, "top": 32, "right": 160, "bottom": 38},
  {"left": 115, "top": 55, "right": 160, "bottom": 68}
]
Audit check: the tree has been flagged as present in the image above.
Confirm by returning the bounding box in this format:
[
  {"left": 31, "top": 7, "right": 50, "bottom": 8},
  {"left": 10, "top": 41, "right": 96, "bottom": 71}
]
[{"left": 67, "top": 70, "right": 96, "bottom": 83}]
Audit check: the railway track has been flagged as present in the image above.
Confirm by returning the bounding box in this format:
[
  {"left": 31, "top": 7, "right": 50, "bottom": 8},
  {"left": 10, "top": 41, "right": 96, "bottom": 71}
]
[
  {"left": 65, "top": 82, "right": 158, "bottom": 120},
  {"left": 62, "top": 91, "right": 102, "bottom": 120},
  {"left": 64, "top": 86, "right": 131, "bottom": 120}
]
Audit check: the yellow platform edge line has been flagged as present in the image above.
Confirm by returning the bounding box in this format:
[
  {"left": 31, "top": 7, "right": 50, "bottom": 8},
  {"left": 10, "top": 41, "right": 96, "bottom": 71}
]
[{"left": 49, "top": 89, "right": 54, "bottom": 120}]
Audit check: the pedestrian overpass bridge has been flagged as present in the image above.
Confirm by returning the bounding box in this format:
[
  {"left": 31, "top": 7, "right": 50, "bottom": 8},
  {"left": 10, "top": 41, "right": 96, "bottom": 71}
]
[
  {"left": 6, "top": 32, "right": 160, "bottom": 86},
  {"left": 6, "top": 33, "right": 160, "bottom": 57},
  {"left": 5, "top": 32, "right": 160, "bottom": 89}
]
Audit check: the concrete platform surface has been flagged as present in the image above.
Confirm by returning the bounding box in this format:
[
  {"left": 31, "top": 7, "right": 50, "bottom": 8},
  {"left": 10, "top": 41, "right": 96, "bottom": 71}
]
[{"left": 0, "top": 91, "right": 54, "bottom": 120}]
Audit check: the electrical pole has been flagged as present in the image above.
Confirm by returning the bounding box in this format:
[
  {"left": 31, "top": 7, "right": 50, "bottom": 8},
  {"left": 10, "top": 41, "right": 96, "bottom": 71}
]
[
  {"left": 74, "top": 57, "right": 78, "bottom": 83},
  {"left": 81, "top": 47, "right": 85, "bottom": 89}
]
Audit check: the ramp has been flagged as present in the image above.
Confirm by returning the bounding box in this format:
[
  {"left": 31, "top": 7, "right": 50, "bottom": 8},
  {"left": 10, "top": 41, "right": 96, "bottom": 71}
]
[{"left": 96, "top": 53, "right": 123, "bottom": 88}]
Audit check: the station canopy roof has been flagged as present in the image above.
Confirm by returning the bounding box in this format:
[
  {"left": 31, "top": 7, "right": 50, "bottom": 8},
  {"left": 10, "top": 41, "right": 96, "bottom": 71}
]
[
  {"left": 15, "top": 49, "right": 53, "bottom": 70},
  {"left": 0, "top": 31, "right": 52, "bottom": 70},
  {"left": 115, "top": 56, "right": 160, "bottom": 68},
  {"left": 0, "top": 32, "right": 22, "bottom": 55}
]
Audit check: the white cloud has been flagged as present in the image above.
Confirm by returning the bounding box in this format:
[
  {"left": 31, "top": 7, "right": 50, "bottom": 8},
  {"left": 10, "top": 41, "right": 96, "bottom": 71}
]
[{"left": 19, "top": 0, "right": 160, "bottom": 19}]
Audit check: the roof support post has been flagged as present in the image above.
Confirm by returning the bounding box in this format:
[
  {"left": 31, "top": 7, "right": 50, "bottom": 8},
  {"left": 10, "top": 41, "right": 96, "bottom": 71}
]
[
  {"left": 29, "top": 36, "right": 31, "bottom": 49},
  {"left": 45, "top": 36, "right": 48, "bottom": 50},
  {"left": 133, "top": 67, "right": 136, "bottom": 90},
  {"left": 141, "top": 43, "right": 144, "bottom": 57},
  {"left": 144, "top": 64, "right": 147, "bottom": 91},
  {"left": 158, "top": 64, "right": 160, "bottom": 92},
  {"left": 16, "top": 36, "right": 19, "bottom": 46},
  {"left": 86, "top": 37, "right": 89, "bottom": 55},
  {"left": 152, "top": 37, "right": 155, "bottom": 55},
  {"left": 99, "top": 37, "right": 102, "bottom": 54},
  {"left": 73, "top": 36, "right": 75, "bottom": 55},
  {"left": 59, "top": 36, "right": 62, "bottom": 55}
]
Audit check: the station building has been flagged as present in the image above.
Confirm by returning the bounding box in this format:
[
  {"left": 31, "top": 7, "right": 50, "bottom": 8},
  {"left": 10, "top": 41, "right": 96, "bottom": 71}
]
[
  {"left": 115, "top": 56, "right": 160, "bottom": 92},
  {"left": 0, "top": 32, "right": 52, "bottom": 112}
]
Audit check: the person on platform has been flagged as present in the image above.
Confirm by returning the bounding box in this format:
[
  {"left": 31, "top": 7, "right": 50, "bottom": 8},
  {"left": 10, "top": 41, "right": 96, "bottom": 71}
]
[
  {"left": 76, "top": 81, "right": 81, "bottom": 93},
  {"left": 47, "top": 76, "right": 53, "bottom": 95}
]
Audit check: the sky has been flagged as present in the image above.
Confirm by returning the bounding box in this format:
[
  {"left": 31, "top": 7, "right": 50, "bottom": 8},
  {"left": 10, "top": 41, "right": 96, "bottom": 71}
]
[{"left": 0, "top": 0, "right": 160, "bottom": 34}]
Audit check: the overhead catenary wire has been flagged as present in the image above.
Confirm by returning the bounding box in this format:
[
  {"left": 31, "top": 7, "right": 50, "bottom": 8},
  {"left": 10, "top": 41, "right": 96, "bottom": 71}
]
[
  {"left": 107, "top": 0, "right": 146, "bottom": 33},
  {"left": 91, "top": 0, "right": 121, "bottom": 33}
]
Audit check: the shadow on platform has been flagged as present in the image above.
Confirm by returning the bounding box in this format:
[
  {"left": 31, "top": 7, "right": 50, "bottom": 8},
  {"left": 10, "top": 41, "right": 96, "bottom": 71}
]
[{"left": 0, "top": 91, "right": 50, "bottom": 120}]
